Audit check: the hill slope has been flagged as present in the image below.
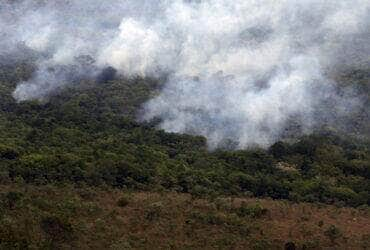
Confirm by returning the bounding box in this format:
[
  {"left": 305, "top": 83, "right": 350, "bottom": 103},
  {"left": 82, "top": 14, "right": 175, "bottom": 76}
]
[
  {"left": 0, "top": 64, "right": 369, "bottom": 249},
  {"left": 0, "top": 64, "right": 369, "bottom": 207},
  {"left": 1, "top": 184, "right": 369, "bottom": 249}
]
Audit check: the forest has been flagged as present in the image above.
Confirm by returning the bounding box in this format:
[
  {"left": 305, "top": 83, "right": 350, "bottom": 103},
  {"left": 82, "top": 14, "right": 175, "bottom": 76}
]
[
  {"left": 1, "top": 0, "right": 370, "bottom": 248},
  {"left": 0, "top": 61, "right": 369, "bottom": 207},
  {"left": 0, "top": 61, "right": 369, "bottom": 249}
]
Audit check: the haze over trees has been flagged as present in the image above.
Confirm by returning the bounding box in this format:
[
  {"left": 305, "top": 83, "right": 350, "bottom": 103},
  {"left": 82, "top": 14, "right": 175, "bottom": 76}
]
[
  {"left": 0, "top": 62, "right": 369, "bottom": 207},
  {"left": 0, "top": 62, "right": 369, "bottom": 249},
  {"left": 0, "top": 0, "right": 369, "bottom": 249}
]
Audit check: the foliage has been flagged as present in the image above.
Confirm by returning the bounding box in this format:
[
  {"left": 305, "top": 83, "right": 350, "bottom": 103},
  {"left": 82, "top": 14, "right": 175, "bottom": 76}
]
[
  {"left": 324, "top": 225, "right": 342, "bottom": 243},
  {"left": 117, "top": 196, "right": 130, "bottom": 207},
  {"left": 0, "top": 63, "right": 369, "bottom": 208},
  {"left": 234, "top": 202, "right": 268, "bottom": 218}
]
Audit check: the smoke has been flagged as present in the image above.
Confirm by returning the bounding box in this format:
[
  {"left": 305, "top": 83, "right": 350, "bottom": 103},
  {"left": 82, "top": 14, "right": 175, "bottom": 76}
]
[{"left": 1, "top": 0, "right": 369, "bottom": 148}]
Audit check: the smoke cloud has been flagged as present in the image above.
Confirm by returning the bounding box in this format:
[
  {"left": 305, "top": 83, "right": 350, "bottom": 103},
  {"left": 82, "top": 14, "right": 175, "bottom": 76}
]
[{"left": 1, "top": 0, "right": 369, "bottom": 148}]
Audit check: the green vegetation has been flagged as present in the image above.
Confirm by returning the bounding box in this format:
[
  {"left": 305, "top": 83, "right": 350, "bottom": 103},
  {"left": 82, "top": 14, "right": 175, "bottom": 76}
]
[
  {"left": 0, "top": 60, "right": 369, "bottom": 249},
  {"left": 0, "top": 63, "right": 369, "bottom": 208},
  {"left": 324, "top": 224, "right": 342, "bottom": 244}
]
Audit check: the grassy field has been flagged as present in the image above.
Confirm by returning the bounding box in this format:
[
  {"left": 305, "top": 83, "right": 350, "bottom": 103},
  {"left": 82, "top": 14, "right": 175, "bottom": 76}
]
[{"left": 1, "top": 184, "right": 369, "bottom": 249}]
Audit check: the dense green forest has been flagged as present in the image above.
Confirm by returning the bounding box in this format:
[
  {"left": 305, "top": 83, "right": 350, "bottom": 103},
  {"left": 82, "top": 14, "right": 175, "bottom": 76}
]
[
  {"left": 1, "top": 1, "right": 370, "bottom": 248},
  {"left": 0, "top": 61, "right": 369, "bottom": 209}
]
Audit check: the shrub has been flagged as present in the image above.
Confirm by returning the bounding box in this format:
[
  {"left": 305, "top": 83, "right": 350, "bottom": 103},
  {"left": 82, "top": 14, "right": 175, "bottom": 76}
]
[
  {"left": 324, "top": 225, "right": 342, "bottom": 243},
  {"left": 4, "top": 191, "right": 23, "bottom": 209},
  {"left": 0, "top": 144, "right": 19, "bottom": 160},
  {"left": 41, "top": 216, "right": 74, "bottom": 242},
  {"left": 190, "top": 211, "right": 225, "bottom": 225},
  {"left": 145, "top": 202, "right": 163, "bottom": 221},
  {"left": 117, "top": 196, "right": 130, "bottom": 207},
  {"left": 284, "top": 241, "right": 296, "bottom": 250},
  {"left": 269, "top": 141, "right": 290, "bottom": 159},
  {"left": 253, "top": 238, "right": 273, "bottom": 250},
  {"left": 234, "top": 202, "right": 268, "bottom": 218}
]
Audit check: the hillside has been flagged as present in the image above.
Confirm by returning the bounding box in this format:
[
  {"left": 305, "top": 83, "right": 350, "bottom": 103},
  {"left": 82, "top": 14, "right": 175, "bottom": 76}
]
[
  {"left": 1, "top": 185, "right": 369, "bottom": 249},
  {"left": 1, "top": 1, "right": 370, "bottom": 249},
  {"left": 0, "top": 63, "right": 369, "bottom": 205},
  {"left": 0, "top": 63, "right": 369, "bottom": 249}
]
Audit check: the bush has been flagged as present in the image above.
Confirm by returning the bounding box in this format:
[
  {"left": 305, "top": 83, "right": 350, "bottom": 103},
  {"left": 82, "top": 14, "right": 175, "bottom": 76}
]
[
  {"left": 145, "top": 202, "right": 163, "bottom": 221},
  {"left": 324, "top": 225, "right": 342, "bottom": 243},
  {"left": 234, "top": 202, "right": 268, "bottom": 218},
  {"left": 41, "top": 216, "right": 74, "bottom": 243},
  {"left": 0, "top": 144, "right": 19, "bottom": 160},
  {"left": 117, "top": 196, "right": 130, "bottom": 207},
  {"left": 4, "top": 191, "right": 23, "bottom": 209},
  {"left": 269, "top": 141, "right": 290, "bottom": 159},
  {"left": 190, "top": 211, "right": 225, "bottom": 225}
]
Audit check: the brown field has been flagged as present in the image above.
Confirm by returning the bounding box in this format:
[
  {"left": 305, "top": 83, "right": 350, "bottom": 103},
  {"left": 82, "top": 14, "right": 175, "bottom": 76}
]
[{"left": 0, "top": 184, "right": 369, "bottom": 249}]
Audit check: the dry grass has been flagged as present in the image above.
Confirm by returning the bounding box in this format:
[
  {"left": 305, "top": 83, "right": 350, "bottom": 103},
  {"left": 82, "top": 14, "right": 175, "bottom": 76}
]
[{"left": 0, "top": 184, "right": 369, "bottom": 249}]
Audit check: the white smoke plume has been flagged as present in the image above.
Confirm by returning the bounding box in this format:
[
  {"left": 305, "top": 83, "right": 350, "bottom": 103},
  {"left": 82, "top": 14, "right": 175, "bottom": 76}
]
[{"left": 1, "top": 0, "right": 369, "bottom": 148}]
